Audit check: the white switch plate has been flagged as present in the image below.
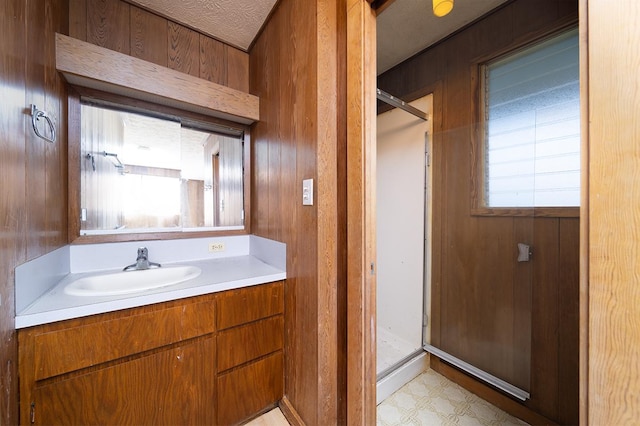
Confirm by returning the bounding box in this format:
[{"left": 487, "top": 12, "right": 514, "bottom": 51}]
[{"left": 302, "top": 179, "right": 313, "bottom": 206}]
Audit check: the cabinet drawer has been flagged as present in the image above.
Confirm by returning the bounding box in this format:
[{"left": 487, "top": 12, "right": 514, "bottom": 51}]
[
  {"left": 217, "top": 351, "right": 283, "bottom": 425},
  {"left": 216, "top": 281, "right": 284, "bottom": 330},
  {"left": 31, "top": 297, "right": 216, "bottom": 381},
  {"left": 33, "top": 337, "right": 216, "bottom": 425},
  {"left": 217, "top": 315, "right": 283, "bottom": 372}
]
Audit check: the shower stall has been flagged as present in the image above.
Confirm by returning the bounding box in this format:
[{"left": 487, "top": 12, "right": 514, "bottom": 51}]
[
  {"left": 376, "top": 93, "right": 432, "bottom": 402},
  {"left": 375, "top": 92, "right": 536, "bottom": 403}
]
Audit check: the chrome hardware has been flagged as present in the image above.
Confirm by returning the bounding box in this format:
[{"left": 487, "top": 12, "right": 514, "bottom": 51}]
[
  {"left": 123, "top": 247, "right": 161, "bottom": 271},
  {"left": 30, "top": 104, "right": 56, "bottom": 143}
]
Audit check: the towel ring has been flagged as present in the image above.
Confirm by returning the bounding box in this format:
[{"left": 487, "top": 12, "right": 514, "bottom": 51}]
[{"left": 30, "top": 104, "right": 56, "bottom": 144}]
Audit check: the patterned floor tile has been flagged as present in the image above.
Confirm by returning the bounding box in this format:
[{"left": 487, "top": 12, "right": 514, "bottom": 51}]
[{"left": 377, "top": 370, "right": 528, "bottom": 426}]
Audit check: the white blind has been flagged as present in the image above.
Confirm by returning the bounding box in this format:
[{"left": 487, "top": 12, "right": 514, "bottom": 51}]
[{"left": 485, "top": 28, "right": 580, "bottom": 207}]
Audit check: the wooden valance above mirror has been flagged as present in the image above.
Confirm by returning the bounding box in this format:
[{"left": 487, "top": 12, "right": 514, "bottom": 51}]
[{"left": 55, "top": 33, "right": 259, "bottom": 125}]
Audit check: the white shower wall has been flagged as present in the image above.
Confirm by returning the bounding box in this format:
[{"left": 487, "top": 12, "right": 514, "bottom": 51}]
[{"left": 376, "top": 95, "right": 432, "bottom": 375}]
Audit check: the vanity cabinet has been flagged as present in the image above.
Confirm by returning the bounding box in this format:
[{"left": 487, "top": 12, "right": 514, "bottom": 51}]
[
  {"left": 18, "top": 281, "right": 284, "bottom": 425},
  {"left": 216, "top": 282, "right": 284, "bottom": 425}
]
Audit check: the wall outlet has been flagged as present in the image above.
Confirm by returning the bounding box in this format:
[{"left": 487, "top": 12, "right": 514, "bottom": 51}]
[{"left": 208, "top": 242, "right": 225, "bottom": 252}]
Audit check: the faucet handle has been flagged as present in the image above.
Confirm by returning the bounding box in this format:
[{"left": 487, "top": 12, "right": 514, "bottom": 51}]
[{"left": 137, "top": 247, "right": 148, "bottom": 259}]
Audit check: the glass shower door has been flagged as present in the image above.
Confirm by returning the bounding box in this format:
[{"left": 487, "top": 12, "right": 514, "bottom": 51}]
[{"left": 376, "top": 95, "right": 431, "bottom": 379}]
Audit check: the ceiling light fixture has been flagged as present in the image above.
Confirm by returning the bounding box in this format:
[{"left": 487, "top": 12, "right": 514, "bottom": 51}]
[{"left": 433, "top": 0, "right": 454, "bottom": 17}]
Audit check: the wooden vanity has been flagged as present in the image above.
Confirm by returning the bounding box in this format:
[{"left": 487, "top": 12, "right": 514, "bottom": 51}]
[{"left": 18, "top": 281, "right": 284, "bottom": 425}]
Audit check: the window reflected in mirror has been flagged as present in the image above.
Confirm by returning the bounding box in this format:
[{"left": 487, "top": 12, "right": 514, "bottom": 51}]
[{"left": 80, "top": 103, "right": 244, "bottom": 235}]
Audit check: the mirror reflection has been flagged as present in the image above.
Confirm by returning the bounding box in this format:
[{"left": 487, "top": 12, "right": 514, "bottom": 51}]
[{"left": 80, "top": 103, "right": 244, "bottom": 235}]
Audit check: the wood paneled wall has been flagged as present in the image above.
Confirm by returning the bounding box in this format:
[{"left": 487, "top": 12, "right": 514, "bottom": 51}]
[
  {"left": 585, "top": 0, "right": 640, "bottom": 423},
  {"left": 0, "top": 1, "right": 69, "bottom": 424},
  {"left": 377, "top": 0, "right": 579, "bottom": 424},
  {"left": 69, "top": 0, "right": 249, "bottom": 93},
  {"left": 250, "top": 0, "right": 346, "bottom": 423}
]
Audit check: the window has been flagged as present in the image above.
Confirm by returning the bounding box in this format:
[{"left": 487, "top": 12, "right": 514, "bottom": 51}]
[{"left": 481, "top": 28, "right": 580, "bottom": 210}]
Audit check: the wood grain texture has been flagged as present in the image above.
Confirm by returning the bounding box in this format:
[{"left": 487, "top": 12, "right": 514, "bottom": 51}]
[
  {"left": 226, "top": 46, "right": 250, "bottom": 92},
  {"left": 558, "top": 218, "right": 580, "bottom": 424},
  {"left": 528, "top": 218, "right": 560, "bottom": 419},
  {"left": 217, "top": 315, "right": 284, "bottom": 372},
  {"left": 86, "top": 0, "right": 129, "bottom": 53},
  {"left": 216, "top": 281, "right": 284, "bottom": 330},
  {"left": 345, "top": 1, "right": 377, "bottom": 424},
  {"left": 217, "top": 352, "right": 283, "bottom": 426},
  {"left": 167, "top": 21, "right": 199, "bottom": 76},
  {"left": 377, "top": 0, "right": 579, "bottom": 423},
  {"left": 2, "top": 1, "right": 68, "bottom": 422},
  {"left": 130, "top": 5, "right": 167, "bottom": 66},
  {"left": 26, "top": 0, "right": 47, "bottom": 259},
  {"left": 68, "top": 0, "right": 86, "bottom": 40},
  {"left": 587, "top": 0, "right": 640, "bottom": 424},
  {"left": 250, "top": 0, "right": 348, "bottom": 422},
  {"left": 83, "top": 0, "right": 249, "bottom": 92},
  {"left": 19, "top": 285, "right": 285, "bottom": 425},
  {"left": 31, "top": 297, "right": 215, "bottom": 380},
  {"left": 43, "top": 0, "right": 69, "bottom": 253},
  {"left": 316, "top": 0, "right": 340, "bottom": 423},
  {"left": 578, "top": 1, "right": 589, "bottom": 422},
  {"left": 0, "top": 1, "right": 27, "bottom": 424},
  {"left": 200, "top": 34, "right": 226, "bottom": 85},
  {"left": 56, "top": 33, "right": 260, "bottom": 123},
  {"left": 34, "top": 338, "right": 216, "bottom": 425},
  {"left": 335, "top": 1, "right": 348, "bottom": 422}
]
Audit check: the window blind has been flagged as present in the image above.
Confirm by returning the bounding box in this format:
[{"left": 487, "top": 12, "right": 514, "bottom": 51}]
[{"left": 485, "top": 28, "right": 580, "bottom": 208}]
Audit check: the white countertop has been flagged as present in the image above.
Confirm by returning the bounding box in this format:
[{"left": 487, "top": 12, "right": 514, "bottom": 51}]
[
  {"left": 16, "top": 255, "right": 285, "bottom": 329},
  {"left": 14, "top": 235, "right": 286, "bottom": 329}
]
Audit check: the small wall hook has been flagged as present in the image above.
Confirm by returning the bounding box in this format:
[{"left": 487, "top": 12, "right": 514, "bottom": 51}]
[
  {"left": 517, "top": 243, "right": 532, "bottom": 262},
  {"left": 30, "top": 104, "right": 56, "bottom": 143}
]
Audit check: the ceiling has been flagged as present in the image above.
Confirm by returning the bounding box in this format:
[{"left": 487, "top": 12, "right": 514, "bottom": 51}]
[
  {"left": 376, "top": 0, "right": 510, "bottom": 74},
  {"left": 128, "top": 0, "right": 278, "bottom": 50},
  {"left": 131, "top": 0, "right": 510, "bottom": 74}
]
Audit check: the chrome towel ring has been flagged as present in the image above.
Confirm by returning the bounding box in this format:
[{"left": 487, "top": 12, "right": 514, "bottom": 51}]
[{"left": 30, "top": 104, "right": 56, "bottom": 144}]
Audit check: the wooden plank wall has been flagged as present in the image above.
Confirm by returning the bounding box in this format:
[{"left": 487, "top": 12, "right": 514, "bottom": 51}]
[
  {"left": 250, "top": 0, "right": 345, "bottom": 423},
  {"left": 586, "top": 0, "right": 640, "bottom": 423},
  {"left": 69, "top": 0, "right": 249, "bottom": 93},
  {"left": 0, "top": 1, "right": 69, "bottom": 424},
  {"left": 377, "top": 0, "right": 579, "bottom": 424}
]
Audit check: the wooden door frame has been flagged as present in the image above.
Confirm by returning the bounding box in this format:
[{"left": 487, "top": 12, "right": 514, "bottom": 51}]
[{"left": 346, "top": 0, "right": 377, "bottom": 424}]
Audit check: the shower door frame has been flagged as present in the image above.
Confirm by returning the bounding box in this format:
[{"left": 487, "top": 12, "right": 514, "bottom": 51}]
[{"left": 376, "top": 94, "right": 433, "bottom": 384}]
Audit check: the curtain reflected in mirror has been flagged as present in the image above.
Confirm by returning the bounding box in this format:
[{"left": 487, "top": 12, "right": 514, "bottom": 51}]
[{"left": 80, "top": 103, "right": 244, "bottom": 235}]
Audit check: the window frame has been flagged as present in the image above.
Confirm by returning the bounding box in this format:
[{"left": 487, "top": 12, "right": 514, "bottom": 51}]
[
  {"left": 68, "top": 85, "right": 252, "bottom": 244},
  {"left": 470, "top": 26, "right": 580, "bottom": 218}
]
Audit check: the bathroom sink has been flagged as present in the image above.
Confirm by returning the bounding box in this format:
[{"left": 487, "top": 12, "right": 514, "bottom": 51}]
[{"left": 64, "top": 265, "right": 202, "bottom": 297}]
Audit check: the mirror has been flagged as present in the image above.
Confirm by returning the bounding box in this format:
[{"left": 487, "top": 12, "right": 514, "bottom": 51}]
[{"left": 78, "top": 101, "right": 246, "bottom": 236}]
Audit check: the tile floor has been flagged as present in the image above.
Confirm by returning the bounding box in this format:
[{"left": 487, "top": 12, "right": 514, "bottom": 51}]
[
  {"left": 248, "top": 369, "right": 528, "bottom": 426},
  {"left": 245, "top": 408, "right": 290, "bottom": 426},
  {"left": 377, "top": 369, "right": 529, "bottom": 426}
]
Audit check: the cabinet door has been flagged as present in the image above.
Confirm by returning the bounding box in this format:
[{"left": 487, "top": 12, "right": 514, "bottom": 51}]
[
  {"left": 32, "top": 337, "right": 216, "bottom": 425},
  {"left": 217, "top": 351, "right": 283, "bottom": 425}
]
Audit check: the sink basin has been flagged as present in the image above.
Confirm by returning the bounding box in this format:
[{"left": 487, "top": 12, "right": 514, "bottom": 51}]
[{"left": 64, "top": 266, "right": 202, "bottom": 297}]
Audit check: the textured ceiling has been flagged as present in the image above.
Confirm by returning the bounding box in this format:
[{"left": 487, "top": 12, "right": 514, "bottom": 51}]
[
  {"left": 128, "top": 0, "right": 278, "bottom": 50},
  {"left": 130, "top": 0, "right": 509, "bottom": 74},
  {"left": 377, "top": 0, "right": 511, "bottom": 74}
]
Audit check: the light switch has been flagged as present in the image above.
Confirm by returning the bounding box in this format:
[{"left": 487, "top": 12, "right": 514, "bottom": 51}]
[{"left": 302, "top": 179, "right": 313, "bottom": 206}]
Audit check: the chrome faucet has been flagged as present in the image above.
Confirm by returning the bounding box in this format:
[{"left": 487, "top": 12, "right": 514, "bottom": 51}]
[{"left": 123, "top": 247, "right": 161, "bottom": 271}]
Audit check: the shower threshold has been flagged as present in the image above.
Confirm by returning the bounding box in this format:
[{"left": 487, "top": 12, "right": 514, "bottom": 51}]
[{"left": 376, "top": 350, "right": 429, "bottom": 405}]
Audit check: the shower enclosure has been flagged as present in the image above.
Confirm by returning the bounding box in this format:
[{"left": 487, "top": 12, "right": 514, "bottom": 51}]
[{"left": 376, "top": 94, "right": 432, "bottom": 402}]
